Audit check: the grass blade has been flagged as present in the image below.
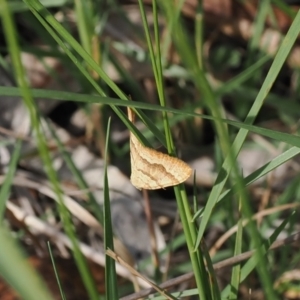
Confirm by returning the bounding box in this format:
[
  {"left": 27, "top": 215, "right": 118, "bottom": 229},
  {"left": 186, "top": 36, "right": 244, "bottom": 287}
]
[
  {"left": 0, "top": 139, "right": 22, "bottom": 220},
  {"left": 104, "top": 118, "right": 118, "bottom": 300},
  {"left": 197, "top": 9, "right": 300, "bottom": 245},
  {"left": 0, "top": 227, "right": 54, "bottom": 300}
]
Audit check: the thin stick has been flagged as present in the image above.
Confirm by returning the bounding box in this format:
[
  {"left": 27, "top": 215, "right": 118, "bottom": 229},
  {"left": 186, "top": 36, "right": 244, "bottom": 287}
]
[
  {"left": 106, "top": 249, "right": 176, "bottom": 300},
  {"left": 142, "top": 188, "right": 160, "bottom": 270}
]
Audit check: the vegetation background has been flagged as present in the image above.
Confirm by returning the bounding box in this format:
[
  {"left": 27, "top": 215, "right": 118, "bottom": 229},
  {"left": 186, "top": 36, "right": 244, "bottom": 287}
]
[{"left": 0, "top": 0, "right": 300, "bottom": 299}]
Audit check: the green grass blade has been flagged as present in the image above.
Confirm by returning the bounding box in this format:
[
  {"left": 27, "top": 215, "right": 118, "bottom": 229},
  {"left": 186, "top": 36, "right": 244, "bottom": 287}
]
[
  {"left": 47, "top": 121, "right": 104, "bottom": 224},
  {"left": 201, "top": 241, "right": 221, "bottom": 300},
  {"left": 216, "top": 146, "right": 300, "bottom": 210},
  {"left": 47, "top": 242, "right": 67, "bottom": 300},
  {"left": 194, "top": 1, "right": 204, "bottom": 69},
  {"left": 197, "top": 9, "right": 300, "bottom": 245},
  {"left": 1, "top": 2, "right": 99, "bottom": 298},
  {"left": 137, "top": 0, "right": 173, "bottom": 151},
  {"left": 215, "top": 55, "right": 271, "bottom": 96},
  {"left": 229, "top": 217, "right": 243, "bottom": 299},
  {"left": 248, "top": 0, "right": 270, "bottom": 53},
  {"left": 2, "top": 86, "right": 300, "bottom": 148},
  {"left": 24, "top": 0, "right": 123, "bottom": 98},
  {"left": 160, "top": 0, "right": 231, "bottom": 160},
  {"left": 103, "top": 118, "right": 118, "bottom": 300},
  {"left": 74, "top": 0, "right": 93, "bottom": 55},
  {"left": 136, "top": 2, "right": 209, "bottom": 297},
  {"left": 0, "top": 227, "right": 54, "bottom": 300},
  {"left": 0, "top": 139, "right": 22, "bottom": 220},
  {"left": 8, "top": 0, "right": 67, "bottom": 12},
  {"left": 222, "top": 212, "right": 294, "bottom": 298},
  {"left": 23, "top": 0, "right": 170, "bottom": 148}
]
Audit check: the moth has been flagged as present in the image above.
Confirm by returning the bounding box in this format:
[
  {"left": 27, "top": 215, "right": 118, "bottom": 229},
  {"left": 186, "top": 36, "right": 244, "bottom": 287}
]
[{"left": 127, "top": 107, "right": 192, "bottom": 190}]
